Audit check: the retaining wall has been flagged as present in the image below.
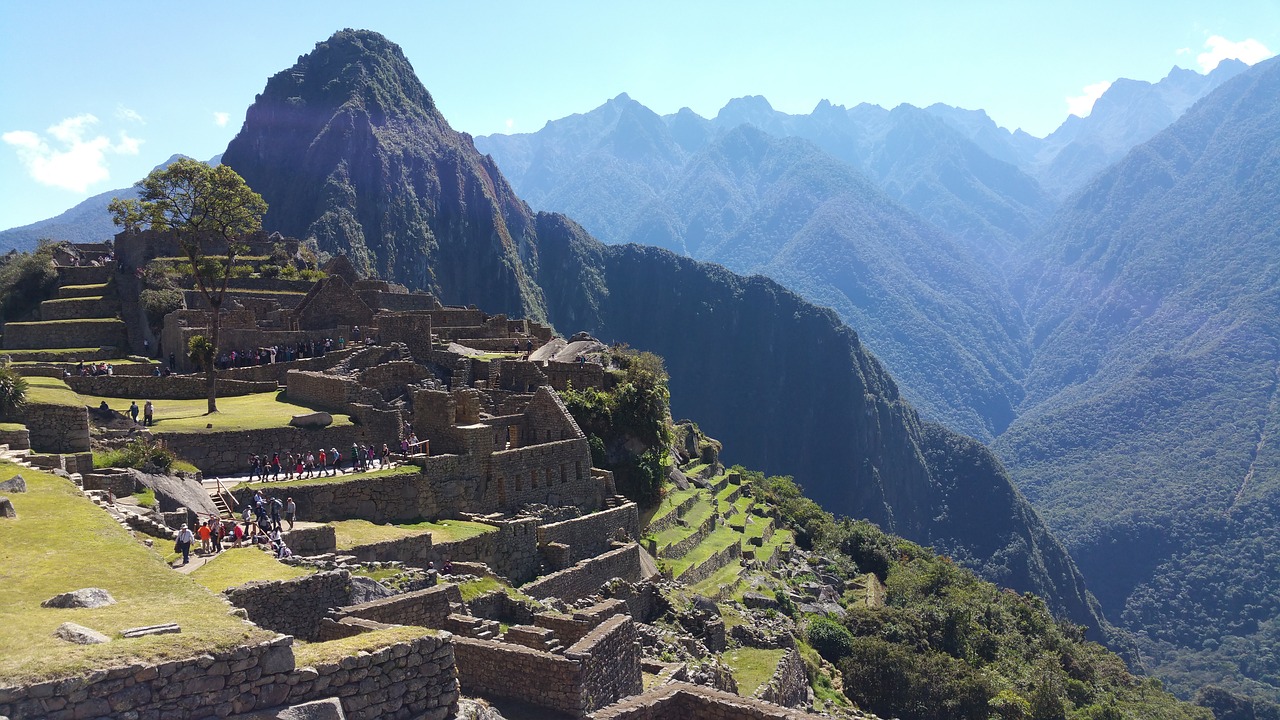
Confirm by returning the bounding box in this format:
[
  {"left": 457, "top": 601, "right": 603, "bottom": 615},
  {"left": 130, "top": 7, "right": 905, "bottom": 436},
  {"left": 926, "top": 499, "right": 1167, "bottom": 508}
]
[
  {"left": 537, "top": 502, "right": 640, "bottom": 565},
  {"left": 521, "top": 543, "right": 645, "bottom": 601},
  {"left": 66, "top": 375, "right": 278, "bottom": 400},
  {"left": 159, "top": 423, "right": 368, "bottom": 475},
  {"left": 0, "top": 633, "right": 458, "bottom": 720},
  {"left": 678, "top": 541, "right": 742, "bottom": 587},
  {"left": 2, "top": 319, "right": 128, "bottom": 350},
  {"left": 24, "top": 403, "right": 91, "bottom": 453},
  {"left": 224, "top": 570, "right": 353, "bottom": 642},
  {"left": 754, "top": 647, "right": 810, "bottom": 709},
  {"left": 590, "top": 682, "right": 823, "bottom": 720},
  {"left": 333, "top": 584, "right": 463, "bottom": 629}
]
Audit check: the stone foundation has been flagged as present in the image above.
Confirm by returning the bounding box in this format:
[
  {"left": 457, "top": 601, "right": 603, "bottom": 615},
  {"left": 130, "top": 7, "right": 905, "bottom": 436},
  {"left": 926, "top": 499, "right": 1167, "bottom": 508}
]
[
  {"left": 521, "top": 543, "right": 647, "bottom": 601},
  {"left": 224, "top": 571, "right": 354, "bottom": 642},
  {"left": 590, "top": 682, "right": 824, "bottom": 720},
  {"left": 23, "top": 403, "right": 91, "bottom": 453}
]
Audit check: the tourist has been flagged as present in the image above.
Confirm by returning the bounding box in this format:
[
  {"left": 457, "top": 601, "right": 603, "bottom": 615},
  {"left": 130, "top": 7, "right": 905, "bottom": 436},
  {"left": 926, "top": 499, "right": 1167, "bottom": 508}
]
[
  {"left": 329, "top": 447, "right": 340, "bottom": 476},
  {"left": 317, "top": 448, "right": 326, "bottom": 477},
  {"left": 270, "top": 496, "right": 283, "bottom": 528},
  {"left": 168, "top": 352, "right": 176, "bottom": 372},
  {"left": 143, "top": 400, "right": 154, "bottom": 426},
  {"left": 351, "top": 443, "right": 360, "bottom": 473},
  {"left": 270, "top": 452, "right": 281, "bottom": 481},
  {"left": 381, "top": 443, "right": 391, "bottom": 468},
  {"left": 231, "top": 521, "right": 244, "bottom": 547},
  {"left": 294, "top": 454, "right": 304, "bottom": 479},
  {"left": 128, "top": 401, "right": 139, "bottom": 423},
  {"left": 210, "top": 515, "right": 223, "bottom": 553},
  {"left": 305, "top": 450, "right": 316, "bottom": 478},
  {"left": 197, "top": 520, "right": 212, "bottom": 555},
  {"left": 285, "top": 496, "right": 296, "bottom": 530},
  {"left": 442, "top": 557, "right": 453, "bottom": 575},
  {"left": 175, "top": 524, "right": 194, "bottom": 565}
]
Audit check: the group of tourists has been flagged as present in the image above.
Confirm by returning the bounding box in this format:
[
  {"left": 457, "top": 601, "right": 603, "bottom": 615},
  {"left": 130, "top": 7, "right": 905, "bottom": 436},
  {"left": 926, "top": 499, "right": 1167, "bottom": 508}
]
[
  {"left": 247, "top": 442, "right": 394, "bottom": 481},
  {"left": 174, "top": 490, "right": 300, "bottom": 565},
  {"left": 75, "top": 360, "right": 115, "bottom": 376},
  {"left": 126, "top": 399, "right": 155, "bottom": 426},
  {"left": 214, "top": 337, "right": 342, "bottom": 370}
]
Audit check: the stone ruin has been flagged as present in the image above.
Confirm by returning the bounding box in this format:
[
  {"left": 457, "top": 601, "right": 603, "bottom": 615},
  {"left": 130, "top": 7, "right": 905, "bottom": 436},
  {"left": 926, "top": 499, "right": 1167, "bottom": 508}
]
[{"left": 0, "top": 235, "right": 821, "bottom": 720}]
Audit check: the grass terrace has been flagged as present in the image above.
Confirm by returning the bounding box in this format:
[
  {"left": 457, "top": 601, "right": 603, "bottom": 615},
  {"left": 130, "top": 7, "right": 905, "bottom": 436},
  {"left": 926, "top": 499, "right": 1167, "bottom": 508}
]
[
  {"left": 644, "top": 486, "right": 699, "bottom": 528},
  {"left": 650, "top": 497, "right": 714, "bottom": 551},
  {"left": 292, "top": 626, "right": 441, "bottom": 667},
  {"left": 80, "top": 390, "right": 353, "bottom": 433},
  {"left": 723, "top": 647, "right": 787, "bottom": 696},
  {"left": 23, "top": 376, "right": 83, "bottom": 406},
  {"left": 0, "top": 461, "right": 273, "bottom": 682},
  {"left": 189, "top": 547, "right": 314, "bottom": 593},
  {"left": 455, "top": 576, "right": 534, "bottom": 603},
  {"left": 332, "top": 518, "right": 496, "bottom": 550},
  {"left": 0, "top": 422, "right": 26, "bottom": 432}
]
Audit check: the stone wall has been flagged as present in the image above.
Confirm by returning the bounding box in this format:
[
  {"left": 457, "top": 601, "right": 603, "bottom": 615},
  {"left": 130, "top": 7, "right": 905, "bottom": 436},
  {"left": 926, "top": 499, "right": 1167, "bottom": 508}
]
[
  {"left": 284, "top": 524, "right": 337, "bottom": 555},
  {"left": 543, "top": 360, "right": 606, "bottom": 392},
  {"left": 0, "top": 425, "right": 30, "bottom": 450},
  {"left": 433, "top": 517, "right": 539, "bottom": 584},
  {"left": 453, "top": 614, "right": 640, "bottom": 717},
  {"left": 286, "top": 371, "right": 365, "bottom": 413},
  {"left": 66, "top": 374, "right": 278, "bottom": 400},
  {"left": 224, "top": 570, "right": 353, "bottom": 642},
  {"left": 159, "top": 423, "right": 368, "bottom": 475},
  {"left": 678, "top": 540, "right": 742, "bottom": 587},
  {"left": 2, "top": 319, "right": 128, "bottom": 350},
  {"left": 0, "top": 633, "right": 458, "bottom": 720},
  {"left": 521, "top": 543, "right": 645, "bottom": 601},
  {"left": 24, "top": 403, "right": 91, "bottom": 453},
  {"left": 235, "top": 470, "right": 428, "bottom": 525},
  {"left": 334, "top": 584, "right": 463, "bottom": 629},
  {"left": 754, "top": 647, "right": 810, "bottom": 709},
  {"left": 538, "top": 502, "right": 640, "bottom": 565},
  {"left": 590, "top": 682, "right": 824, "bottom": 720},
  {"left": 376, "top": 313, "right": 434, "bottom": 361},
  {"left": 357, "top": 361, "right": 429, "bottom": 401},
  {"left": 646, "top": 493, "right": 699, "bottom": 535},
  {"left": 666, "top": 512, "right": 717, "bottom": 560},
  {"left": 40, "top": 295, "right": 120, "bottom": 321}
]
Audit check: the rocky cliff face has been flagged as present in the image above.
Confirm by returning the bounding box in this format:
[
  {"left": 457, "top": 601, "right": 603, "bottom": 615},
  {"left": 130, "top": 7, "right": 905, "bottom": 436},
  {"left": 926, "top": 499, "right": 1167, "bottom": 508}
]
[
  {"left": 219, "top": 29, "right": 1105, "bottom": 635},
  {"left": 222, "top": 30, "right": 545, "bottom": 320}
]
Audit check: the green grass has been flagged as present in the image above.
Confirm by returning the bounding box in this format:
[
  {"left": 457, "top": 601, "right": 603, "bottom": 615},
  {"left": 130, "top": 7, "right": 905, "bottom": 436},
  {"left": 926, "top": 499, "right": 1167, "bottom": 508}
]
[
  {"left": 4, "top": 318, "right": 123, "bottom": 325},
  {"left": 59, "top": 283, "right": 109, "bottom": 292},
  {"left": 41, "top": 295, "right": 107, "bottom": 305},
  {"left": 190, "top": 547, "right": 313, "bottom": 593},
  {"left": 646, "top": 487, "right": 700, "bottom": 529},
  {"left": 0, "top": 461, "right": 273, "bottom": 682},
  {"left": 0, "top": 347, "right": 119, "bottom": 359},
  {"left": 77, "top": 390, "right": 353, "bottom": 433},
  {"left": 689, "top": 559, "right": 745, "bottom": 597},
  {"left": 292, "top": 626, "right": 440, "bottom": 667},
  {"left": 651, "top": 496, "right": 714, "bottom": 550},
  {"left": 0, "top": 422, "right": 26, "bottom": 432},
  {"left": 331, "top": 518, "right": 496, "bottom": 550},
  {"left": 22, "top": 376, "right": 83, "bottom": 407},
  {"left": 131, "top": 488, "right": 157, "bottom": 508},
  {"left": 676, "top": 525, "right": 742, "bottom": 579},
  {"left": 722, "top": 647, "right": 786, "bottom": 696},
  {"left": 243, "top": 466, "right": 414, "bottom": 491},
  {"left": 349, "top": 566, "right": 403, "bottom": 582},
  {"left": 455, "top": 576, "right": 534, "bottom": 603},
  {"left": 682, "top": 462, "right": 709, "bottom": 476}
]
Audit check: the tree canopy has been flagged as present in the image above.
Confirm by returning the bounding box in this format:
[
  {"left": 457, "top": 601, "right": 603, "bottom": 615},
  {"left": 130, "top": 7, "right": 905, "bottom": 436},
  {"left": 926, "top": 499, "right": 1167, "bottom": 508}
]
[{"left": 109, "top": 159, "right": 267, "bottom": 413}]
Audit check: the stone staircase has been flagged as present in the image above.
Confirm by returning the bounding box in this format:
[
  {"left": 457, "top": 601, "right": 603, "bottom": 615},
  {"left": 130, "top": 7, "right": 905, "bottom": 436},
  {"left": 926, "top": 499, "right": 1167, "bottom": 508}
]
[
  {"left": 2, "top": 262, "right": 128, "bottom": 352},
  {"left": 442, "top": 613, "right": 501, "bottom": 641},
  {"left": 502, "top": 624, "right": 565, "bottom": 654}
]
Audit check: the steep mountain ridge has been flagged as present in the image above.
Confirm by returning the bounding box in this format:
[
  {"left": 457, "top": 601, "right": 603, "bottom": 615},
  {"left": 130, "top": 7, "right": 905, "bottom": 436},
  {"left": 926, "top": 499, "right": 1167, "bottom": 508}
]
[
  {"left": 219, "top": 29, "right": 1105, "bottom": 635},
  {"left": 997, "top": 55, "right": 1280, "bottom": 700},
  {"left": 221, "top": 30, "right": 546, "bottom": 320}
]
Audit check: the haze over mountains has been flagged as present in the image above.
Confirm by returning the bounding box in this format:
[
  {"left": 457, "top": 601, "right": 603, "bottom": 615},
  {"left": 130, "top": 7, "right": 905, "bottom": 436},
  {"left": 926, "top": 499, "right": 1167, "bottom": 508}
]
[
  {"left": 5, "top": 26, "right": 1279, "bottom": 707},
  {"left": 476, "top": 54, "right": 1280, "bottom": 703}
]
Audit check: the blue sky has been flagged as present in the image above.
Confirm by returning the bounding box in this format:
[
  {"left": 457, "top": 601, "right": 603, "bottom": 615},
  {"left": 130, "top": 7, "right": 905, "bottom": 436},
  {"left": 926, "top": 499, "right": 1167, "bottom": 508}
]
[{"left": 1, "top": 0, "right": 1275, "bottom": 232}]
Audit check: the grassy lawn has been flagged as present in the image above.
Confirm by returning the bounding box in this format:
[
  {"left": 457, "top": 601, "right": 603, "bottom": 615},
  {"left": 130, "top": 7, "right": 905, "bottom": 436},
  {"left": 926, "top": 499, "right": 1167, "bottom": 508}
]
[
  {"left": 243, "top": 466, "right": 416, "bottom": 491},
  {"left": 689, "top": 559, "right": 745, "bottom": 598},
  {"left": 293, "top": 626, "right": 439, "bottom": 667},
  {"left": 681, "top": 462, "right": 709, "bottom": 477},
  {"left": 59, "top": 282, "right": 110, "bottom": 292},
  {"left": 675, "top": 525, "right": 742, "bottom": 579},
  {"left": 22, "top": 376, "right": 83, "bottom": 407},
  {"left": 0, "top": 461, "right": 273, "bottom": 682},
  {"left": 190, "top": 547, "right": 314, "bottom": 593},
  {"left": 0, "top": 422, "right": 26, "bottom": 431},
  {"left": 652, "top": 497, "right": 714, "bottom": 550},
  {"left": 331, "top": 518, "right": 496, "bottom": 550},
  {"left": 5, "top": 318, "right": 123, "bottom": 326},
  {"left": 456, "top": 576, "right": 534, "bottom": 603},
  {"left": 1, "top": 347, "right": 121, "bottom": 361},
  {"left": 79, "top": 390, "right": 352, "bottom": 433},
  {"left": 757, "top": 528, "right": 794, "bottom": 565},
  {"left": 723, "top": 647, "right": 786, "bottom": 696}
]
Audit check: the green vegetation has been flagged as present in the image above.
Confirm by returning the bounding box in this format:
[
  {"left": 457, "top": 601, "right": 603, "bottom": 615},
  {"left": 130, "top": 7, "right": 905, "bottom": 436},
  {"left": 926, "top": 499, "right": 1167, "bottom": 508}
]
[
  {"left": 292, "top": 626, "right": 438, "bottom": 667},
  {"left": 78, "top": 390, "right": 351, "bottom": 433},
  {"left": 93, "top": 437, "right": 179, "bottom": 472},
  {"left": 0, "top": 461, "right": 272, "bottom": 682},
  {"left": 190, "top": 547, "right": 313, "bottom": 592},
  {"left": 111, "top": 157, "right": 268, "bottom": 414},
  {"left": 454, "top": 576, "right": 533, "bottom": 603},
  {"left": 331, "top": 518, "right": 496, "bottom": 550},
  {"left": 22, "top": 376, "right": 81, "bottom": 406},
  {"left": 0, "top": 362, "right": 28, "bottom": 418},
  {"left": 563, "top": 346, "right": 674, "bottom": 507},
  {"left": 131, "top": 487, "right": 157, "bottom": 508},
  {"left": 0, "top": 240, "right": 61, "bottom": 322},
  {"left": 723, "top": 647, "right": 787, "bottom": 696}
]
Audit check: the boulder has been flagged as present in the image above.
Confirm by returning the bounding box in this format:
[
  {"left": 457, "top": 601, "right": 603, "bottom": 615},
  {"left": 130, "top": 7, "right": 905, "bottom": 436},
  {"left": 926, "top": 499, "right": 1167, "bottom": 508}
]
[
  {"left": 41, "top": 587, "right": 117, "bottom": 609},
  {"left": 54, "top": 622, "right": 110, "bottom": 645},
  {"left": 0, "top": 496, "right": 14, "bottom": 518},
  {"left": 0, "top": 474, "right": 26, "bottom": 493},
  {"left": 348, "top": 575, "right": 395, "bottom": 605},
  {"left": 228, "top": 697, "right": 346, "bottom": 720},
  {"left": 289, "top": 411, "right": 333, "bottom": 428}
]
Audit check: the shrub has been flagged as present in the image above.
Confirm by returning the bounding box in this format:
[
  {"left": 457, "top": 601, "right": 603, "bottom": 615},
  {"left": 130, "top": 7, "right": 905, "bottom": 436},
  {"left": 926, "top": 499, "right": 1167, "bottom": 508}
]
[
  {"left": 0, "top": 363, "right": 27, "bottom": 419},
  {"left": 807, "top": 616, "right": 856, "bottom": 664},
  {"left": 95, "top": 437, "right": 176, "bottom": 473},
  {"left": 139, "top": 288, "right": 184, "bottom": 328}
]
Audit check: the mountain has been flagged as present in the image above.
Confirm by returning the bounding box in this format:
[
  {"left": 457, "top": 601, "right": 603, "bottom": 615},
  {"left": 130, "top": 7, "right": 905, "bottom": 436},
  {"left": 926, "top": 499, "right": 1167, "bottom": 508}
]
[
  {"left": 221, "top": 29, "right": 1105, "bottom": 635},
  {"left": 997, "top": 55, "right": 1280, "bottom": 701},
  {"left": 927, "top": 60, "right": 1250, "bottom": 200},
  {"left": 0, "top": 153, "right": 220, "bottom": 252},
  {"left": 221, "top": 32, "right": 545, "bottom": 320},
  {"left": 477, "top": 96, "right": 1035, "bottom": 440}
]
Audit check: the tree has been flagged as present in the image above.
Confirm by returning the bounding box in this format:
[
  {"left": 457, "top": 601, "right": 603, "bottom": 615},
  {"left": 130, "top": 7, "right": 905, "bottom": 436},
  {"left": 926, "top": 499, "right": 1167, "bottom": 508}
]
[{"left": 109, "top": 159, "right": 267, "bottom": 413}]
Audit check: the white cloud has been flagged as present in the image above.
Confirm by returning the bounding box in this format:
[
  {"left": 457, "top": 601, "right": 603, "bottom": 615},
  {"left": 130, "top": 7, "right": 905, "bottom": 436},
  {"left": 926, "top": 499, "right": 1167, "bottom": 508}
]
[
  {"left": 1198, "top": 35, "right": 1272, "bottom": 72},
  {"left": 116, "top": 105, "right": 144, "bottom": 124},
  {"left": 505, "top": 118, "right": 515, "bottom": 130},
  {"left": 213, "top": 111, "right": 230, "bottom": 127},
  {"left": 2, "top": 114, "right": 143, "bottom": 192},
  {"left": 1066, "top": 81, "right": 1112, "bottom": 118},
  {"left": 1176, "top": 47, "right": 1191, "bottom": 56}
]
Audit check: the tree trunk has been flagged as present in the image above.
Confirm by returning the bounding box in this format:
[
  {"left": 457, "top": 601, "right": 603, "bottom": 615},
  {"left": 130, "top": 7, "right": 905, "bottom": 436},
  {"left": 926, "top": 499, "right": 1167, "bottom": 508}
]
[{"left": 207, "top": 305, "right": 220, "bottom": 414}]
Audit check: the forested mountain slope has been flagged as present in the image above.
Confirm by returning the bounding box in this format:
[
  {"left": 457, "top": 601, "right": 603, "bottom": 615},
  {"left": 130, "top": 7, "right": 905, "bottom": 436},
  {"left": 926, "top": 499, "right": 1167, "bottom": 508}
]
[
  {"left": 218, "top": 29, "right": 1105, "bottom": 635},
  {"left": 997, "top": 55, "right": 1280, "bottom": 701},
  {"left": 478, "top": 97, "right": 1032, "bottom": 440}
]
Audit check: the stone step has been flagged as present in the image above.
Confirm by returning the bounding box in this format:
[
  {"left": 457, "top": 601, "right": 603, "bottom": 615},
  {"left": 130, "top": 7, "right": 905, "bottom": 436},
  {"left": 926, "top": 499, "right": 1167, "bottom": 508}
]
[
  {"left": 56, "top": 264, "right": 114, "bottom": 286},
  {"left": 39, "top": 296, "right": 121, "bottom": 321},
  {"left": 2, "top": 318, "right": 128, "bottom": 350},
  {"left": 57, "top": 282, "right": 111, "bottom": 299}
]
